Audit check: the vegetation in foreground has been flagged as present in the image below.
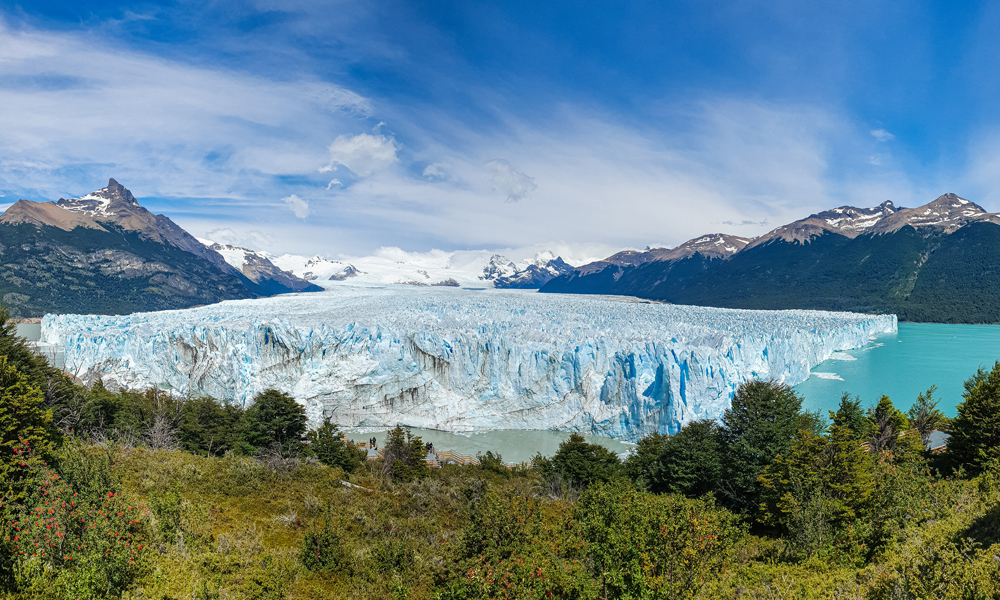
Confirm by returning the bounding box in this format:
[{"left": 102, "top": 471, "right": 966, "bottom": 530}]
[{"left": 0, "top": 309, "right": 998, "bottom": 598}]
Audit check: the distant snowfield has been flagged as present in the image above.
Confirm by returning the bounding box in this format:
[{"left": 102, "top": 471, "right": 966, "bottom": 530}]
[
  {"left": 268, "top": 249, "right": 500, "bottom": 287},
  {"left": 42, "top": 285, "right": 897, "bottom": 440},
  {"left": 266, "top": 247, "right": 594, "bottom": 288}
]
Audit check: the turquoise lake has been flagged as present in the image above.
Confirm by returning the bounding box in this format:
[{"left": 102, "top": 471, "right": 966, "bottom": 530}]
[{"left": 793, "top": 322, "right": 1000, "bottom": 417}]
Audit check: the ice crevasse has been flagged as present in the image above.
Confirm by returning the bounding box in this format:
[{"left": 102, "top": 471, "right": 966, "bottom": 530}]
[{"left": 41, "top": 285, "right": 897, "bottom": 441}]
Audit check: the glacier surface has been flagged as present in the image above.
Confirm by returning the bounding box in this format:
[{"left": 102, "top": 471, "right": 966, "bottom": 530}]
[{"left": 41, "top": 285, "right": 896, "bottom": 441}]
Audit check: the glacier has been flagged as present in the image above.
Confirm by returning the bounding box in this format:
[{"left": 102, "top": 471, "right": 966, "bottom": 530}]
[{"left": 41, "top": 285, "right": 896, "bottom": 441}]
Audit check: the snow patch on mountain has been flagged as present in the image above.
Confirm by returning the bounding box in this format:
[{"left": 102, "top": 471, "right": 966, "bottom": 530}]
[{"left": 41, "top": 285, "right": 897, "bottom": 440}]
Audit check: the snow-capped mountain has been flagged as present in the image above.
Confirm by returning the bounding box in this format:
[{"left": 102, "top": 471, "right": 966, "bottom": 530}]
[
  {"left": 201, "top": 242, "right": 321, "bottom": 295},
  {"left": 46, "top": 179, "right": 229, "bottom": 270},
  {"left": 542, "top": 192, "right": 1000, "bottom": 323},
  {"left": 870, "top": 193, "right": 1000, "bottom": 234},
  {"left": 745, "top": 201, "right": 899, "bottom": 249},
  {"left": 268, "top": 248, "right": 577, "bottom": 289},
  {"left": 481, "top": 252, "right": 574, "bottom": 288},
  {"left": 0, "top": 179, "right": 260, "bottom": 316}
]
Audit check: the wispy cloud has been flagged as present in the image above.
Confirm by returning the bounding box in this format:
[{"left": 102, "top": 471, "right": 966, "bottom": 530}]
[
  {"left": 871, "top": 129, "right": 895, "bottom": 142},
  {"left": 0, "top": 18, "right": 369, "bottom": 203}
]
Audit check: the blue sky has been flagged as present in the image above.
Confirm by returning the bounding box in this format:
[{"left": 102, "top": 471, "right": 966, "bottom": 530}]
[{"left": 1, "top": 0, "right": 999, "bottom": 259}]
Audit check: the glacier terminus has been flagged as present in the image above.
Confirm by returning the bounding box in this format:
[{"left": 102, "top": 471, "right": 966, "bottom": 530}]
[{"left": 41, "top": 285, "right": 897, "bottom": 441}]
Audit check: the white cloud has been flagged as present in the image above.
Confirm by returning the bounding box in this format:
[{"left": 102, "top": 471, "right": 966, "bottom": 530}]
[
  {"left": 484, "top": 159, "right": 537, "bottom": 202},
  {"left": 325, "top": 178, "right": 342, "bottom": 190},
  {"left": 204, "top": 228, "right": 271, "bottom": 250},
  {"left": 281, "top": 194, "right": 309, "bottom": 218},
  {"left": 320, "top": 133, "right": 399, "bottom": 177},
  {"left": 422, "top": 163, "right": 447, "bottom": 179},
  {"left": 871, "top": 129, "right": 895, "bottom": 142}
]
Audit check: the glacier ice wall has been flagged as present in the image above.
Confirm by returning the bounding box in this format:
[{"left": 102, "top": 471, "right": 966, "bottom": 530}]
[{"left": 41, "top": 286, "right": 896, "bottom": 441}]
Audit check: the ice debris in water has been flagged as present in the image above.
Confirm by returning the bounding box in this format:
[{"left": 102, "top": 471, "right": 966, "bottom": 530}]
[{"left": 41, "top": 285, "right": 896, "bottom": 441}]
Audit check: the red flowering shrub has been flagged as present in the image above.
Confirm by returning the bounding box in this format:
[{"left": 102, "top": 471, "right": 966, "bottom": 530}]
[{"left": 1, "top": 440, "right": 150, "bottom": 598}]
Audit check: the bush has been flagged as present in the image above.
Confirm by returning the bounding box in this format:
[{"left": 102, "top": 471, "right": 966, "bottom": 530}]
[
  {"left": 575, "top": 480, "right": 743, "bottom": 599},
  {"left": 301, "top": 510, "right": 347, "bottom": 573},
  {"left": 720, "top": 379, "right": 804, "bottom": 511},
  {"left": 0, "top": 356, "right": 53, "bottom": 493},
  {"left": 381, "top": 425, "right": 430, "bottom": 482},
  {"left": 946, "top": 362, "right": 1000, "bottom": 475},
  {"left": 2, "top": 440, "right": 150, "bottom": 598},
  {"left": 179, "top": 396, "right": 243, "bottom": 456}
]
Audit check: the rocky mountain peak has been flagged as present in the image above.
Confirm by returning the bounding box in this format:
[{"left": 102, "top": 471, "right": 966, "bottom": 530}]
[
  {"left": 872, "top": 193, "right": 992, "bottom": 234},
  {"left": 57, "top": 178, "right": 139, "bottom": 216}
]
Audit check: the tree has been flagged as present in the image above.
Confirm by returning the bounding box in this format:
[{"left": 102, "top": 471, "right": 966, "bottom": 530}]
[
  {"left": 947, "top": 363, "right": 1000, "bottom": 475},
  {"left": 305, "top": 418, "right": 367, "bottom": 473},
  {"left": 179, "top": 396, "right": 243, "bottom": 456},
  {"left": 626, "top": 419, "right": 724, "bottom": 497},
  {"left": 0, "top": 308, "right": 78, "bottom": 442},
  {"left": 540, "top": 433, "right": 621, "bottom": 489},
  {"left": 830, "top": 393, "right": 868, "bottom": 440},
  {"left": 907, "top": 386, "right": 948, "bottom": 449},
  {"left": 757, "top": 423, "right": 873, "bottom": 557},
  {"left": 78, "top": 380, "right": 125, "bottom": 435},
  {"left": 865, "top": 395, "right": 916, "bottom": 455},
  {"left": 721, "top": 379, "right": 804, "bottom": 511},
  {"left": 0, "top": 357, "right": 53, "bottom": 489},
  {"left": 381, "top": 425, "right": 429, "bottom": 482},
  {"left": 238, "top": 390, "right": 307, "bottom": 457}
]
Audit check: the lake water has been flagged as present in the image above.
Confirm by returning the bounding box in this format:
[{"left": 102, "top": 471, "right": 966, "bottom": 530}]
[
  {"left": 793, "top": 322, "right": 1000, "bottom": 418},
  {"left": 343, "top": 426, "right": 635, "bottom": 464}
]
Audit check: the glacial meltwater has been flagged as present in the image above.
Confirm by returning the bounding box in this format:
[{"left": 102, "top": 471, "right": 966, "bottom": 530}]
[{"left": 793, "top": 322, "right": 1000, "bottom": 418}]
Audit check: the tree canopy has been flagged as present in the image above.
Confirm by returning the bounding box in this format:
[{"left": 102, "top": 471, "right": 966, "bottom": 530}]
[{"left": 947, "top": 362, "right": 1000, "bottom": 475}]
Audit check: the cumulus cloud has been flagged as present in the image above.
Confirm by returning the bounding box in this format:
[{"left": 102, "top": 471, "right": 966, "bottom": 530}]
[
  {"left": 325, "top": 178, "right": 342, "bottom": 190},
  {"left": 871, "top": 129, "right": 895, "bottom": 142},
  {"left": 485, "top": 159, "right": 537, "bottom": 202},
  {"left": 281, "top": 194, "right": 310, "bottom": 218},
  {"left": 320, "top": 133, "right": 399, "bottom": 177}
]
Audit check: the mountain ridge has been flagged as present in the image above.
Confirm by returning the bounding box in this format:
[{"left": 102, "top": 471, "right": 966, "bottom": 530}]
[{"left": 541, "top": 193, "right": 1000, "bottom": 323}]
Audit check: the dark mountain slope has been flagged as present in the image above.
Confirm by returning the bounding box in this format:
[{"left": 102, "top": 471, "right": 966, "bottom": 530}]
[
  {"left": 541, "top": 193, "right": 1000, "bottom": 323},
  {"left": 0, "top": 221, "right": 253, "bottom": 318},
  {"left": 902, "top": 222, "right": 1000, "bottom": 323},
  {"left": 655, "top": 227, "right": 929, "bottom": 314}
]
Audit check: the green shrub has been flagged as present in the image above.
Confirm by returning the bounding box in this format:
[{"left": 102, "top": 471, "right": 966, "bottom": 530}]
[
  {"left": 575, "top": 480, "right": 743, "bottom": 599},
  {"left": 381, "top": 425, "right": 430, "bottom": 482},
  {"left": 626, "top": 419, "right": 724, "bottom": 497}
]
